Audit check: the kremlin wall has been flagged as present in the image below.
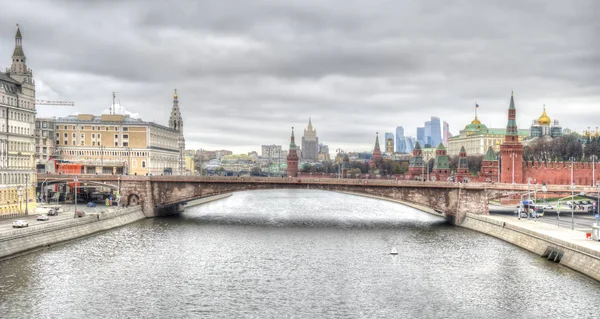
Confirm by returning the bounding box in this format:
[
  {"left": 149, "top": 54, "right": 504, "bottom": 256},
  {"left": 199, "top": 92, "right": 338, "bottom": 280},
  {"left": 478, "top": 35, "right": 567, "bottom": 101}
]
[{"left": 400, "top": 93, "right": 599, "bottom": 186}]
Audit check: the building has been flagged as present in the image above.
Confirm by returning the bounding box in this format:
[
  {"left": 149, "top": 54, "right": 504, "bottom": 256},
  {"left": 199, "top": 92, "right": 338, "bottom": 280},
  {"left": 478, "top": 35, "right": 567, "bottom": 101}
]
[
  {"left": 406, "top": 142, "right": 424, "bottom": 180},
  {"left": 261, "top": 144, "right": 282, "bottom": 158},
  {"left": 287, "top": 127, "right": 299, "bottom": 177},
  {"left": 443, "top": 121, "right": 451, "bottom": 146},
  {"left": 416, "top": 127, "right": 425, "bottom": 147},
  {"left": 34, "top": 117, "right": 57, "bottom": 173},
  {"left": 431, "top": 143, "right": 451, "bottom": 182},
  {"left": 318, "top": 143, "right": 330, "bottom": 161},
  {"left": 500, "top": 92, "right": 524, "bottom": 184},
  {"left": 370, "top": 133, "right": 383, "bottom": 169},
  {"left": 184, "top": 150, "right": 195, "bottom": 175},
  {"left": 0, "top": 26, "right": 36, "bottom": 217},
  {"left": 404, "top": 136, "right": 415, "bottom": 153},
  {"left": 395, "top": 126, "right": 405, "bottom": 153},
  {"left": 447, "top": 115, "right": 529, "bottom": 156},
  {"left": 525, "top": 106, "right": 563, "bottom": 145},
  {"left": 384, "top": 132, "right": 394, "bottom": 153},
  {"left": 301, "top": 117, "right": 318, "bottom": 161},
  {"left": 51, "top": 90, "right": 184, "bottom": 176}
]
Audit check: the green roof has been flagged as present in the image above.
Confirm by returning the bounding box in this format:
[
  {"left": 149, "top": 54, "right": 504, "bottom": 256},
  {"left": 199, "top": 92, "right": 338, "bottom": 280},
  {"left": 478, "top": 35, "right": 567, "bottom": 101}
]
[
  {"left": 486, "top": 128, "right": 529, "bottom": 136},
  {"left": 509, "top": 93, "right": 515, "bottom": 110},
  {"left": 413, "top": 141, "right": 421, "bottom": 151},
  {"left": 459, "top": 146, "right": 466, "bottom": 153},
  {"left": 436, "top": 143, "right": 446, "bottom": 151},
  {"left": 434, "top": 155, "right": 450, "bottom": 169},
  {"left": 484, "top": 146, "right": 497, "bottom": 161}
]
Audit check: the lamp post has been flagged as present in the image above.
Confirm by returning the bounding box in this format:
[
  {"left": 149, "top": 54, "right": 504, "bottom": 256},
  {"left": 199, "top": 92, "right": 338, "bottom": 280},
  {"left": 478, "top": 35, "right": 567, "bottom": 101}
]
[
  {"left": 591, "top": 155, "right": 598, "bottom": 186},
  {"left": 570, "top": 157, "right": 575, "bottom": 230},
  {"left": 596, "top": 183, "right": 599, "bottom": 224},
  {"left": 497, "top": 154, "right": 501, "bottom": 183},
  {"left": 18, "top": 187, "right": 23, "bottom": 214},
  {"left": 74, "top": 177, "right": 78, "bottom": 219},
  {"left": 25, "top": 174, "right": 29, "bottom": 215}
]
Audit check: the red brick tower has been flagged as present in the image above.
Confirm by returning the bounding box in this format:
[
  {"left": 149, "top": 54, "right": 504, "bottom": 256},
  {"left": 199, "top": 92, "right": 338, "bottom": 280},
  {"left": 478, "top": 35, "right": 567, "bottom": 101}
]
[
  {"left": 480, "top": 146, "right": 499, "bottom": 182},
  {"left": 455, "top": 146, "right": 469, "bottom": 182},
  {"left": 500, "top": 92, "right": 524, "bottom": 184},
  {"left": 286, "top": 127, "right": 299, "bottom": 177},
  {"left": 407, "top": 142, "right": 424, "bottom": 180},
  {"left": 370, "top": 132, "right": 383, "bottom": 169}
]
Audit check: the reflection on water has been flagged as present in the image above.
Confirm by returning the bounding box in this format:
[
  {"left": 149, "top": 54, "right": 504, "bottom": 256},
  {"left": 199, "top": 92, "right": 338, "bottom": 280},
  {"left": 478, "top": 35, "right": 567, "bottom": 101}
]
[{"left": 1, "top": 189, "right": 599, "bottom": 318}]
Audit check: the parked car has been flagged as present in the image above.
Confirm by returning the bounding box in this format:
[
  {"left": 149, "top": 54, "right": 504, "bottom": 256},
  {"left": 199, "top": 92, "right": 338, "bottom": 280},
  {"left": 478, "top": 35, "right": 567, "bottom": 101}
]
[
  {"left": 47, "top": 209, "right": 57, "bottom": 216},
  {"left": 12, "top": 220, "right": 29, "bottom": 228},
  {"left": 87, "top": 202, "right": 96, "bottom": 207},
  {"left": 76, "top": 210, "right": 85, "bottom": 218},
  {"left": 36, "top": 214, "right": 49, "bottom": 221},
  {"left": 544, "top": 205, "right": 554, "bottom": 210}
]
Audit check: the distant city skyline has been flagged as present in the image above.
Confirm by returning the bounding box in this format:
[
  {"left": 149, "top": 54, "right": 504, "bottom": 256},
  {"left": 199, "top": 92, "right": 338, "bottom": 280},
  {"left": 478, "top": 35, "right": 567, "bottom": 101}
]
[{"left": 1, "top": 1, "right": 597, "bottom": 154}]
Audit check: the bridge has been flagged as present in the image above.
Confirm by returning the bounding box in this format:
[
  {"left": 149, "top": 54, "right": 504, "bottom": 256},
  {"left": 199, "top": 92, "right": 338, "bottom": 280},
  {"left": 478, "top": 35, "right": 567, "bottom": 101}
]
[{"left": 36, "top": 174, "right": 595, "bottom": 224}]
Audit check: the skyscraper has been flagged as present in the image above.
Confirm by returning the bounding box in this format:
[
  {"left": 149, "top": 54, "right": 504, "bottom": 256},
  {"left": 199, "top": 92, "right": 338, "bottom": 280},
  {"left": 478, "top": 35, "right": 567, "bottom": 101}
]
[
  {"left": 416, "top": 127, "right": 425, "bottom": 147},
  {"left": 405, "top": 136, "right": 415, "bottom": 153},
  {"left": 395, "top": 126, "right": 406, "bottom": 153},
  {"left": 443, "top": 121, "right": 451, "bottom": 146},
  {"left": 429, "top": 117, "right": 442, "bottom": 147},
  {"left": 301, "top": 117, "right": 319, "bottom": 161},
  {"left": 384, "top": 132, "right": 394, "bottom": 153}
]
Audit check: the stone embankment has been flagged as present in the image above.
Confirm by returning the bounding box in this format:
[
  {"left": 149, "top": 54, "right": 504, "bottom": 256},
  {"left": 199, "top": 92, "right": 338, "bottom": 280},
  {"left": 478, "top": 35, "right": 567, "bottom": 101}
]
[
  {"left": 185, "top": 193, "right": 232, "bottom": 208},
  {"left": 0, "top": 207, "right": 146, "bottom": 259},
  {"left": 461, "top": 214, "right": 600, "bottom": 281}
]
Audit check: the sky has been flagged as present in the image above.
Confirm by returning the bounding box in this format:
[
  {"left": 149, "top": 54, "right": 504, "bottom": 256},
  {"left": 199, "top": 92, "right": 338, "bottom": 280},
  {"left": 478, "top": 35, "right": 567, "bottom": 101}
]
[{"left": 1, "top": 0, "right": 598, "bottom": 154}]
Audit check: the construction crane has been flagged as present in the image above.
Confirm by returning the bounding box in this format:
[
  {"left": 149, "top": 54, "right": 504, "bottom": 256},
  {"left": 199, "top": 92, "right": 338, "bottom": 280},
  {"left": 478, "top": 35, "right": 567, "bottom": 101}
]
[{"left": 35, "top": 100, "right": 75, "bottom": 106}]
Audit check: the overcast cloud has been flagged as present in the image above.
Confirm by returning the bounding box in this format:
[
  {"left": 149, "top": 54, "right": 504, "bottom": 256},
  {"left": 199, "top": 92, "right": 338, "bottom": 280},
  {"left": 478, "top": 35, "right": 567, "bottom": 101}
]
[{"left": 1, "top": 0, "right": 598, "bottom": 154}]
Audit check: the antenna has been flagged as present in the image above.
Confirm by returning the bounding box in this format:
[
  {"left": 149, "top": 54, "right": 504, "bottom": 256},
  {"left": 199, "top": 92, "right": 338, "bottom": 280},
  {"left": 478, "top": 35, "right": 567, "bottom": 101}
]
[{"left": 111, "top": 92, "right": 115, "bottom": 115}]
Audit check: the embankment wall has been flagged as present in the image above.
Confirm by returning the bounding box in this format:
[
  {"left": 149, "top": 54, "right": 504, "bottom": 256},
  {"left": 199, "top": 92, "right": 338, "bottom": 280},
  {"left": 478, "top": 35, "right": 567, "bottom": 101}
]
[
  {"left": 461, "top": 214, "right": 600, "bottom": 281},
  {"left": 0, "top": 207, "right": 145, "bottom": 259}
]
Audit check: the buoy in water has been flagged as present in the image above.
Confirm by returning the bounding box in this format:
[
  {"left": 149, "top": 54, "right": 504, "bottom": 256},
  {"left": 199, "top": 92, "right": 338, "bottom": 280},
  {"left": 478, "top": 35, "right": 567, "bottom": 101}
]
[{"left": 390, "top": 247, "right": 398, "bottom": 255}]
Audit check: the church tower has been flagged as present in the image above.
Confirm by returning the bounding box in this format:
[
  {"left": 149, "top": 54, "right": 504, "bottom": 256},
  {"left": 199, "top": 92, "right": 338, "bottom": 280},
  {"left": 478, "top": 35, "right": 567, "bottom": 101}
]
[
  {"left": 287, "top": 127, "right": 299, "bottom": 177},
  {"left": 370, "top": 132, "right": 383, "bottom": 169},
  {"left": 169, "top": 89, "right": 186, "bottom": 175},
  {"left": 7, "top": 24, "right": 34, "bottom": 97},
  {"left": 500, "top": 92, "right": 524, "bottom": 184}
]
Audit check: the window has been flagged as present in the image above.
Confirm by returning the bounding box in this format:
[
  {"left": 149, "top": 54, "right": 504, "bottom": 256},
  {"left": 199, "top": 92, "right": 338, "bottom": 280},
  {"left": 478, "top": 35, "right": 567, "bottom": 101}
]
[
  {"left": 123, "top": 142, "right": 128, "bottom": 147},
  {"left": 92, "top": 141, "right": 95, "bottom": 146},
  {"left": 115, "top": 142, "right": 118, "bottom": 146},
  {"left": 72, "top": 133, "right": 76, "bottom": 138},
  {"left": 73, "top": 141, "right": 76, "bottom": 145},
  {"left": 81, "top": 134, "right": 84, "bottom": 138},
  {"left": 106, "top": 127, "right": 109, "bottom": 131},
  {"left": 123, "top": 134, "right": 128, "bottom": 139},
  {"left": 92, "top": 126, "right": 95, "bottom": 131},
  {"left": 92, "top": 134, "right": 95, "bottom": 138},
  {"left": 64, "top": 140, "right": 67, "bottom": 145},
  {"left": 64, "top": 125, "right": 68, "bottom": 130},
  {"left": 72, "top": 125, "right": 76, "bottom": 130},
  {"left": 123, "top": 127, "right": 128, "bottom": 132},
  {"left": 64, "top": 133, "right": 67, "bottom": 138},
  {"left": 115, "top": 127, "right": 118, "bottom": 131},
  {"left": 142, "top": 161, "right": 146, "bottom": 168},
  {"left": 81, "top": 141, "right": 84, "bottom": 145},
  {"left": 114, "top": 134, "right": 118, "bottom": 139},
  {"left": 42, "top": 122, "right": 48, "bottom": 128}
]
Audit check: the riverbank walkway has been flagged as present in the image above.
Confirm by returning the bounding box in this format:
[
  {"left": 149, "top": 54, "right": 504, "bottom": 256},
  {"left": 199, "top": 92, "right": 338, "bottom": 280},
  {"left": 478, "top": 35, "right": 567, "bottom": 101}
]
[{"left": 483, "top": 214, "right": 600, "bottom": 255}]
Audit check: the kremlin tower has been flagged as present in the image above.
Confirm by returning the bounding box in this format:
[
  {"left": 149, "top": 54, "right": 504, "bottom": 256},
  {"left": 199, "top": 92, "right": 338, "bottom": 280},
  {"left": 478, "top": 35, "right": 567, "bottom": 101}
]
[
  {"left": 286, "top": 127, "right": 299, "bottom": 177},
  {"left": 500, "top": 92, "right": 524, "bottom": 184},
  {"left": 370, "top": 132, "right": 383, "bottom": 169}
]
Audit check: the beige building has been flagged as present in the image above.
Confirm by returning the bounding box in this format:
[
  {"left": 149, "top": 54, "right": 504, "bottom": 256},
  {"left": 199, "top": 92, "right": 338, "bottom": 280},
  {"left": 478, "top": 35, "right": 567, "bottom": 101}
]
[
  {"left": 34, "top": 117, "right": 57, "bottom": 173},
  {"left": 0, "top": 26, "right": 36, "bottom": 217},
  {"left": 447, "top": 116, "right": 529, "bottom": 156},
  {"left": 53, "top": 105, "right": 184, "bottom": 176}
]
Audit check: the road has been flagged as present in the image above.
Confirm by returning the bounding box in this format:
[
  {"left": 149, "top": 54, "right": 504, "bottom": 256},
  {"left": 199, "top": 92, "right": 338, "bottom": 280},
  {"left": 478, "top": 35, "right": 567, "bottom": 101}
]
[
  {"left": 490, "top": 205, "right": 599, "bottom": 232},
  {"left": 0, "top": 204, "right": 118, "bottom": 234}
]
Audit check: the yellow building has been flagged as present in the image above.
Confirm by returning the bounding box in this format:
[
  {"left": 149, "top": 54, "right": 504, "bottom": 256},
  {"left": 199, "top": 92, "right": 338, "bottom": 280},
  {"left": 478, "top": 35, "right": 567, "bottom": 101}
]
[
  {"left": 0, "top": 26, "right": 36, "bottom": 217},
  {"left": 447, "top": 116, "right": 529, "bottom": 156},
  {"left": 51, "top": 90, "right": 185, "bottom": 176},
  {"left": 184, "top": 150, "right": 195, "bottom": 175}
]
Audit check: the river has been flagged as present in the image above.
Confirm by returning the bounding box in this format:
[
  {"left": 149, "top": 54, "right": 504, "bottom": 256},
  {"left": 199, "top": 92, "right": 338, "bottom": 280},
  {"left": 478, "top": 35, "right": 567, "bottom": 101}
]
[{"left": 1, "top": 189, "right": 599, "bottom": 318}]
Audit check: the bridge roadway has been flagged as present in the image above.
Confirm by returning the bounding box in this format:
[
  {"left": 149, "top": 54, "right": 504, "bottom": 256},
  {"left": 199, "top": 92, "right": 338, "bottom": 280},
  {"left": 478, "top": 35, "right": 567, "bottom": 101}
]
[{"left": 36, "top": 174, "right": 599, "bottom": 224}]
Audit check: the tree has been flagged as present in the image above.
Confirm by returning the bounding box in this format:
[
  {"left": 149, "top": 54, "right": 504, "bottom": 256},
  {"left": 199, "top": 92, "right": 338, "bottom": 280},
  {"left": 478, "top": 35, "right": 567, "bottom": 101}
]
[{"left": 467, "top": 155, "right": 483, "bottom": 174}]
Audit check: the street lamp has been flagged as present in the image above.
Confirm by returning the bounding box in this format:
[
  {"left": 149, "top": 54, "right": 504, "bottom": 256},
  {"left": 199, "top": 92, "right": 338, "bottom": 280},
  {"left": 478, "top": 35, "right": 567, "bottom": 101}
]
[
  {"left": 570, "top": 157, "right": 575, "bottom": 230},
  {"left": 591, "top": 155, "right": 598, "bottom": 186},
  {"left": 18, "top": 187, "right": 23, "bottom": 214},
  {"left": 497, "top": 154, "right": 501, "bottom": 183},
  {"left": 74, "top": 177, "right": 79, "bottom": 219}
]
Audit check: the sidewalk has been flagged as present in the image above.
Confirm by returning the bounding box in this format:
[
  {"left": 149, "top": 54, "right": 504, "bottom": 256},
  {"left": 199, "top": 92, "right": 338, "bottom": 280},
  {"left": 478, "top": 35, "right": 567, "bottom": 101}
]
[{"left": 485, "top": 214, "right": 600, "bottom": 255}]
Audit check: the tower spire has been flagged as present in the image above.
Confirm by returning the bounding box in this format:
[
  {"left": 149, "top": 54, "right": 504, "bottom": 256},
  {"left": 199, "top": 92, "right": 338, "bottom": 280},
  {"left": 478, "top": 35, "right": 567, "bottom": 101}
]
[
  {"left": 169, "top": 88, "right": 183, "bottom": 132},
  {"left": 10, "top": 24, "right": 28, "bottom": 75}
]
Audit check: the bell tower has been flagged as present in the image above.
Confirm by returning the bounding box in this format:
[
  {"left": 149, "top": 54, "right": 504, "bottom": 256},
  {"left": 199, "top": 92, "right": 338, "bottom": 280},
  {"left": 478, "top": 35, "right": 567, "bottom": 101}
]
[
  {"left": 500, "top": 92, "right": 524, "bottom": 184},
  {"left": 169, "top": 89, "right": 186, "bottom": 174},
  {"left": 287, "top": 127, "right": 299, "bottom": 177}
]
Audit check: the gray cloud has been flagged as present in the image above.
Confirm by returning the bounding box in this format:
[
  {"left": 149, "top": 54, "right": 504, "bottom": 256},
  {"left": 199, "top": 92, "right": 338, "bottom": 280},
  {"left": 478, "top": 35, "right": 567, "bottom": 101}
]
[{"left": 1, "top": 0, "right": 599, "bottom": 153}]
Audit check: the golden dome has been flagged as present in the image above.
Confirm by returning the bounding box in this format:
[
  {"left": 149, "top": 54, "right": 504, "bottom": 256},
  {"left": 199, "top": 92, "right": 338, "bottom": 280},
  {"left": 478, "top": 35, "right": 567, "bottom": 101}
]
[
  {"left": 174, "top": 89, "right": 178, "bottom": 99},
  {"left": 470, "top": 116, "right": 481, "bottom": 125},
  {"left": 538, "top": 106, "right": 551, "bottom": 125}
]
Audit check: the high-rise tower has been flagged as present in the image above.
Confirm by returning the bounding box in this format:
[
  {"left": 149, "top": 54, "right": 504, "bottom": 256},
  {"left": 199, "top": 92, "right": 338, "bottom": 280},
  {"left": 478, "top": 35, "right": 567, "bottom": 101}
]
[
  {"left": 301, "top": 117, "right": 319, "bottom": 161},
  {"left": 287, "top": 127, "right": 299, "bottom": 177},
  {"left": 500, "top": 92, "right": 524, "bottom": 183},
  {"left": 169, "top": 89, "right": 186, "bottom": 175}
]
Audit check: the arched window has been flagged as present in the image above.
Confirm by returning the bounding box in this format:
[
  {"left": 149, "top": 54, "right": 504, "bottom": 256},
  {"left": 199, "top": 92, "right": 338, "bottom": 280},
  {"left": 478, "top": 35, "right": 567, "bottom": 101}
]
[{"left": 142, "top": 161, "right": 146, "bottom": 168}]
